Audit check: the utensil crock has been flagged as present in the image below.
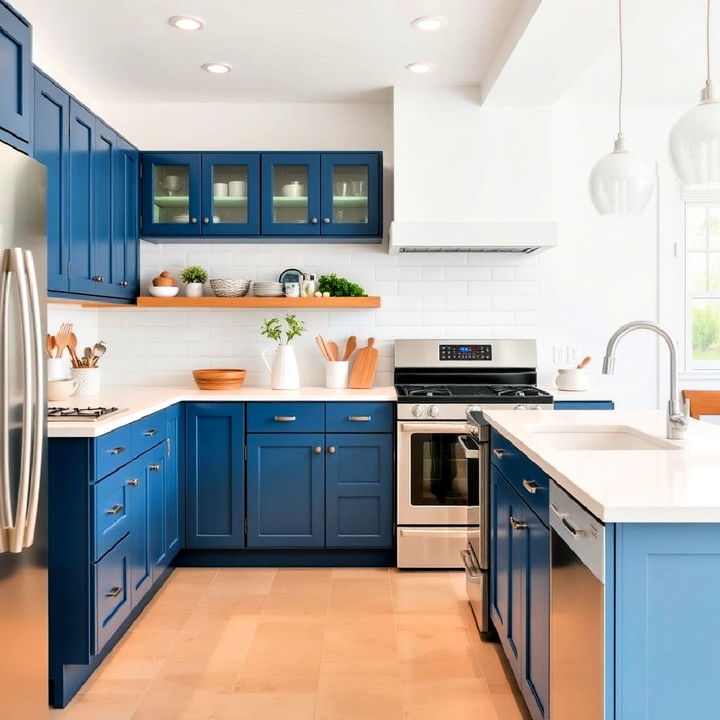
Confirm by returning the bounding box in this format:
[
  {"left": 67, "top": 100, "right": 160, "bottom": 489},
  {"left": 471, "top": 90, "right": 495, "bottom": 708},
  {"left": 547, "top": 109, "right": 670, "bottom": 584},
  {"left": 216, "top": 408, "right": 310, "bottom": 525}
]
[
  {"left": 71, "top": 367, "right": 100, "bottom": 397},
  {"left": 325, "top": 360, "right": 349, "bottom": 389}
]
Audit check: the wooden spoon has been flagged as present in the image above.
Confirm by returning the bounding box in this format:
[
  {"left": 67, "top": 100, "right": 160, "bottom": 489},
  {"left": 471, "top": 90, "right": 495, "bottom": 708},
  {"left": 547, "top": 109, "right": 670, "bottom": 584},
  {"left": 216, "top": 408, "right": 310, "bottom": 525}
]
[
  {"left": 327, "top": 341, "right": 340, "bottom": 361},
  {"left": 318, "top": 336, "right": 334, "bottom": 362},
  {"left": 83, "top": 347, "right": 93, "bottom": 368},
  {"left": 68, "top": 332, "right": 81, "bottom": 369},
  {"left": 46, "top": 334, "right": 56, "bottom": 359},
  {"left": 577, "top": 356, "right": 591, "bottom": 369},
  {"left": 316, "top": 336, "right": 332, "bottom": 361},
  {"left": 343, "top": 335, "right": 357, "bottom": 361}
]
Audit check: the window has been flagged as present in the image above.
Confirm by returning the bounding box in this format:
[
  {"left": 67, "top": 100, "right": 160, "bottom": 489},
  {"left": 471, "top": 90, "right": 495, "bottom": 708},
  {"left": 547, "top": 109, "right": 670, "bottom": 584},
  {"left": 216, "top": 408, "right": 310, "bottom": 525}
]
[{"left": 685, "top": 203, "right": 720, "bottom": 369}]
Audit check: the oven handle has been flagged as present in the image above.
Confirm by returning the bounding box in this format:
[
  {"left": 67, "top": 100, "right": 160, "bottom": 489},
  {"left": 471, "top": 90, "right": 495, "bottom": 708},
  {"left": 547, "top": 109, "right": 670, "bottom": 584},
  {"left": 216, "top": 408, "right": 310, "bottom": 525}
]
[
  {"left": 457, "top": 434, "right": 480, "bottom": 459},
  {"left": 398, "top": 528, "right": 469, "bottom": 537},
  {"left": 399, "top": 422, "right": 468, "bottom": 433}
]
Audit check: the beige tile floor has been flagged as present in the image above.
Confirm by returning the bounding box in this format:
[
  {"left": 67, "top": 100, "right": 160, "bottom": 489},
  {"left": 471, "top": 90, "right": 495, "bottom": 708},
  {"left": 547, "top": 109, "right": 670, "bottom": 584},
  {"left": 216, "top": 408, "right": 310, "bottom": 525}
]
[{"left": 51, "top": 567, "right": 529, "bottom": 720}]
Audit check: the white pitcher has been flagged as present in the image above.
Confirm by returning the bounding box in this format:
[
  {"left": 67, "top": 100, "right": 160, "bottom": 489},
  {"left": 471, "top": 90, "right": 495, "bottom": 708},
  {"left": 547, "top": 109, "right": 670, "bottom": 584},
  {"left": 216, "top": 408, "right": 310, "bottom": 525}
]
[{"left": 262, "top": 344, "right": 300, "bottom": 390}]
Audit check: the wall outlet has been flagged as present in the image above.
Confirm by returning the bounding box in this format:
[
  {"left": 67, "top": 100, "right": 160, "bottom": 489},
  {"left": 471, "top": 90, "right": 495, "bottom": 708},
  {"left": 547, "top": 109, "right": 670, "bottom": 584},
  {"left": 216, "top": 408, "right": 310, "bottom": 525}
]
[
  {"left": 566, "top": 345, "right": 577, "bottom": 365},
  {"left": 553, "top": 345, "right": 567, "bottom": 365}
]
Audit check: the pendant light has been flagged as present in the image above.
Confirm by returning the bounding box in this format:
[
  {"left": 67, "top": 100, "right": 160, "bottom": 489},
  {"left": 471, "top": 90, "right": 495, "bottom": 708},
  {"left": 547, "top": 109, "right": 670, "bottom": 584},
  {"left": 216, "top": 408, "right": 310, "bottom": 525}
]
[
  {"left": 588, "top": 0, "right": 654, "bottom": 216},
  {"left": 668, "top": 0, "right": 720, "bottom": 187}
]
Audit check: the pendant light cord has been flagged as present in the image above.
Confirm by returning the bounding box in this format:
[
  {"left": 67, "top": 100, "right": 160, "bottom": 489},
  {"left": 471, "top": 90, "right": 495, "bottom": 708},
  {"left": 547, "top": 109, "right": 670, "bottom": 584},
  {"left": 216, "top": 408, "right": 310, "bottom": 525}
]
[
  {"left": 618, "top": 0, "right": 624, "bottom": 138},
  {"left": 707, "top": 0, "right": 712, "bottom": 85}
]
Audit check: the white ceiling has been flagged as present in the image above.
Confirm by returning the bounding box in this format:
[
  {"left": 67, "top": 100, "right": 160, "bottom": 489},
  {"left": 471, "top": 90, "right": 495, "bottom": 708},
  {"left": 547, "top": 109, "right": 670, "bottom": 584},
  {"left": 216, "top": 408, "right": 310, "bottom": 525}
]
[{"left": 14, "top": 0, "right": 523, "bottom": 103}]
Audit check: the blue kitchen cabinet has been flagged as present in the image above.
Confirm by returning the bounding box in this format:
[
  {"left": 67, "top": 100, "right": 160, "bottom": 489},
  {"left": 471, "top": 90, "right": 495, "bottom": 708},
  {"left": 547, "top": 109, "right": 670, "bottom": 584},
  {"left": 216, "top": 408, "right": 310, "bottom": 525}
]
[
  {"left": 146, "top": 443, "right": 168, "bottom": 582},
  {"left": 111, "top": 135, "right": 139, "bottom": 299},
  {"left": 92, "top": 119, "right": 116, "bottom": 297},
  {"left": 246, "top": 433, "right": 325, "bottom": 548},
  {"left": 325, "top": 433, "right": 393, "bottom": 548},
  {"left": 127, "top": 456, "right": 151, "bottom": 607},
  {"left": 554, "top": 400, "right": 615, "bottom": 410},
  {"left": 185, "top": 403, "right": 245, "bottom": 548},
  {"left": 0, "top": 1, "right": 31, "bottom": 151},
  {"left": 165, "top": 403, "right": 182, "bottom": 557},
  {"left": 33, "top": 69, "right": 70, "bottom": 292}
]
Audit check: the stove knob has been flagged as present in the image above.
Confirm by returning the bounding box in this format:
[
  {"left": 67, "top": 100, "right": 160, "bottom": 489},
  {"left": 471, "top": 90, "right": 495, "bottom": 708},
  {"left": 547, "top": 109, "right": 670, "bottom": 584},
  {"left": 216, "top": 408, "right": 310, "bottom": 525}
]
[
  {"left": 412, "top": 404, "right": 425, "bottom": 418},
  {"left": 428, "top": 405, "right": 440, "bottom": 418}
]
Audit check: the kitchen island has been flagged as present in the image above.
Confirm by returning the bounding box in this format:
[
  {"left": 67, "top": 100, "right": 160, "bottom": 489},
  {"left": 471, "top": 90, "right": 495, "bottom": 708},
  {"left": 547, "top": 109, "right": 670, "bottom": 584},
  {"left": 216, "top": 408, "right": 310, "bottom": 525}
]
[{"left": 483, "top": 408, "right": 720, "bottom": 720}]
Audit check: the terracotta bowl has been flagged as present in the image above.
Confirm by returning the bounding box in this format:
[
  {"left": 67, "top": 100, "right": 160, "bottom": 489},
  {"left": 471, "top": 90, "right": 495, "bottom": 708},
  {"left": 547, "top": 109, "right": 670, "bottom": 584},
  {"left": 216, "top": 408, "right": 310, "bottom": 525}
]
[{"left": 192, "top": 368, "right": 247, "bottom": 390}]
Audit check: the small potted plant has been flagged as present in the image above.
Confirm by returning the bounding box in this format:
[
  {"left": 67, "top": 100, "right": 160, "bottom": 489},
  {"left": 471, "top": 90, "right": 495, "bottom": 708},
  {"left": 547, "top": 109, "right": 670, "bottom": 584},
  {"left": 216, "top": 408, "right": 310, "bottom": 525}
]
[
  {"left": 260, "top": 314, "right": 306, "bottom": 389},
  {"left": 180, "top": 265, "right": 208, "bottom": 298}
]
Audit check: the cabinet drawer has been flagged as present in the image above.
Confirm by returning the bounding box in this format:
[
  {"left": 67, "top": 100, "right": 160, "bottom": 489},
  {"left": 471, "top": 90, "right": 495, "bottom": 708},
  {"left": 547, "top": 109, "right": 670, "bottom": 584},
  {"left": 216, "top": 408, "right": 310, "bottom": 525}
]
[
  {"left": 94, "top": 533, "right": 132, "bottom": 654},
  {"left": 132, "top": 409, "right": 166, "bottom": 457},
  {"left": 247, "top": 402, "right": 324, "bottom": 432},
  {"left": 490, "top": 428, "right": 549, "bottom": 526},
  {"left": 93, "top": 462, "right": 136, "bottom": 561},
  {"left": 94, "top": 425, "right": 134, "bottom": 480},
  {"left": 325, "top": 402, "right": 393, "bottom": 433}
]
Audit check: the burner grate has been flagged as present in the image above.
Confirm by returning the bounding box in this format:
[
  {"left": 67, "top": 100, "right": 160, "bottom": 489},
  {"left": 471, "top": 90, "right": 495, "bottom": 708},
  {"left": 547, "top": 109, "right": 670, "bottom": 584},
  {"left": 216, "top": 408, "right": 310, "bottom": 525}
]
[{"left": 48, "top": 406, "right": 124, "bottom": 421}]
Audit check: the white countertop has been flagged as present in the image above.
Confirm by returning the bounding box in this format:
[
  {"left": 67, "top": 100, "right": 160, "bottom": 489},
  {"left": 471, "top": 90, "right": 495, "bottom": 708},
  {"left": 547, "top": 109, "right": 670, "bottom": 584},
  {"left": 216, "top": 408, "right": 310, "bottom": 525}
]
[
  {"left": 483, "top": 408, "right": 720, "bottom": 523},
  {"left": 48, "top": 385, "right": 397, "bottom": 438}
]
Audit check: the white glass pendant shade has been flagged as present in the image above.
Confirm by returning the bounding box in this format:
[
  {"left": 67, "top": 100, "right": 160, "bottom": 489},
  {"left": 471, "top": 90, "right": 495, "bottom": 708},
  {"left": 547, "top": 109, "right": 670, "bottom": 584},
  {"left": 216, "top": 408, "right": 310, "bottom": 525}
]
[
  {"left": 589, "top": 137, "right": 654, "bottom": 215},
  {"left": 669, "top": 89, "right": 720, "bottom": 187}
]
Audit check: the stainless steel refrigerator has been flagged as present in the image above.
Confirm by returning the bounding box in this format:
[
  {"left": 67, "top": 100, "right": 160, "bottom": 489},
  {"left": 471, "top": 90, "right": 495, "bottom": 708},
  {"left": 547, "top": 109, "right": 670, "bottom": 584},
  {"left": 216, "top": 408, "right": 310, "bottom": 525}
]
[{"left": 0, "top": 141, "right": 48, "bottom": 718}]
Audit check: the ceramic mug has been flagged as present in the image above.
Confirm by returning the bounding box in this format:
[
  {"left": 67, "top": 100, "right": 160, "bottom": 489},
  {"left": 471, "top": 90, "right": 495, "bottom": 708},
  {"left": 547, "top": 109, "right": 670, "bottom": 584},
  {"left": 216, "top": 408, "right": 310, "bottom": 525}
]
[
  {"left": 72, "top": 367, "right": 100, "bottom": 397},
  {"left": 47, "top": 378, "right": 79, "bottom": 401},
  {"left": 228, "top": 180, "right": 247, "bottom": 197},
  {"left": 325, "top": 360, "right": 349, "bottom": 389},
  {"left": 284, "top": 282, "right": 300, "bottom": 298}
]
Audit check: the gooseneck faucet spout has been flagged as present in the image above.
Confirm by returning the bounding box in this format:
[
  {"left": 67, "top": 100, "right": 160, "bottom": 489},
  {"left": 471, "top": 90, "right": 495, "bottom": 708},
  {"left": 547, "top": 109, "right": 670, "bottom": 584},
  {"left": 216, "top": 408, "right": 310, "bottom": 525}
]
[{"left": 602, "top": 320, "right": 688, "bottom": 440}]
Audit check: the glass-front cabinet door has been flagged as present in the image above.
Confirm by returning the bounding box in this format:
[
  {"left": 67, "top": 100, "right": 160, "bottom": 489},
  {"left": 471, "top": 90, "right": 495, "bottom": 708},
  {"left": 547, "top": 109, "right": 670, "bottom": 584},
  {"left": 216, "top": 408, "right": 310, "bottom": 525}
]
[
  {"left": 200, "top": 153, "right": 260, "bottom": 235},
  {"left": 261, "top": 153, "right": 321, "bottom": 235},
  {"left": 320, "top": 153, "right": 380, "bottom": 236},
  {"left": 141, "top": 152, "right": 201, "bottom": 235}
]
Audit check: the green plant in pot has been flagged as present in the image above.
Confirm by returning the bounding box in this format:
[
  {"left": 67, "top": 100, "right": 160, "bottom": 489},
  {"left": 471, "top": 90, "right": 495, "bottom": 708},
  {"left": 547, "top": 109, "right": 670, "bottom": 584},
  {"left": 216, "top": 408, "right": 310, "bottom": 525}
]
[
  {"left": 317, "top": 274, "right": 367, "bottom": 297},
  {"left": 180, "top": 265, "right": 208, "bottom": 298},
  {"left": 260, "top": 314, "right": 306, "bottom": 389}
]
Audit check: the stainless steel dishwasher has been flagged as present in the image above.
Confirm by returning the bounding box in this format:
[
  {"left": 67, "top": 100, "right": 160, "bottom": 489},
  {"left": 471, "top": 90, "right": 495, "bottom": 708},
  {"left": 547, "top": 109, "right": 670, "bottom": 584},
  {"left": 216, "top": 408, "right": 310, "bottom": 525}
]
[{"left": 550, "top": 482, "right": 606, "bottom": 720}]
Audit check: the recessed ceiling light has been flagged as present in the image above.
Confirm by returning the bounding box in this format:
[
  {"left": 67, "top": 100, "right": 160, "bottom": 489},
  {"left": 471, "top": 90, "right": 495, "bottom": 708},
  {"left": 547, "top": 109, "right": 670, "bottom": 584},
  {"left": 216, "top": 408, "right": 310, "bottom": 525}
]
[
  {"left": 168, "top": 15, "right": 205, "bottom": 31},
  {"left": 202, "top": 62, "right": 232, "bottom": 74},
  {"left": 405, "top": 62, "right": 435, "bottom": 74},
  {"left": 411, "top": 16, "right": 446, "bottom": 32}
]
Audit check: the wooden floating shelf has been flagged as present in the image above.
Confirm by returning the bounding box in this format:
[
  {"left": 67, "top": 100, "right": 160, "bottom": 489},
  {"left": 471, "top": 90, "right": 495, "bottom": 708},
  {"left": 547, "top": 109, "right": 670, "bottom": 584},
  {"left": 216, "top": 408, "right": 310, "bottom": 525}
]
[{"left": 135, "top": 296, "right": 381, "bottom": 308}]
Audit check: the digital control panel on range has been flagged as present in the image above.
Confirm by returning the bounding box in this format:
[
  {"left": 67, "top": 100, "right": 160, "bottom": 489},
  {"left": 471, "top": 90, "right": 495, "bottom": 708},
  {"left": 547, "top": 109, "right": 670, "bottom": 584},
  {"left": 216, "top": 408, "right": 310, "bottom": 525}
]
[{"left": 439, "top": 344, "right": 492, "bottom": 361}]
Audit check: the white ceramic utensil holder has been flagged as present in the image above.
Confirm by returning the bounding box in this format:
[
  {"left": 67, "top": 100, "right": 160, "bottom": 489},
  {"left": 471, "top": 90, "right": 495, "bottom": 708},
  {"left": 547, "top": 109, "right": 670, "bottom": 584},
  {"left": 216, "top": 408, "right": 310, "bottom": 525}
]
[
  {"left": 262, "top": 345, "right": 300, "bottom": 390},
  {"left": 185, "top": 282, "right": 204, "bottom": 297},
  {"left": 555, "top": 368, "right": 589, "bottom": 392},
  {"left": 72, "top": 367, "right": 100, "bottom": 397},
  {"left": 325, "top": 360, "right": 349, "bottom": 389},
  {"left": 47, "top": 357, "right": 70, "bottom": 381}
]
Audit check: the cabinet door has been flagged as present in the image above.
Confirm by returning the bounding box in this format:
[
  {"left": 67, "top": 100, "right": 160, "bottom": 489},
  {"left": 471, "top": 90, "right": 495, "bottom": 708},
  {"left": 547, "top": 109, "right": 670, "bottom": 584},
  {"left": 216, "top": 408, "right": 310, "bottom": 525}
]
[
  {"left": 141, "top": 152, "right": 201, "bottom": 235},
  {"left": 325, "top": 434, "right": 393, "bottom": 548},
  {"left": 146, "top": 445, "right": 167, "bottom": 582},
  {"left": 92, "top": 120, "right": 116, "bottom": 297},
  {"left": 165, "top": 404, "right": 182, "bottom": 560},
  {"left": 490, "top": 466, "right": 511, "bottom": 636},
  {"left": 246, "top": 433, "right": 324, "bottom": 547},
  {"left": 185, "top": 403, "right": 245, "bottom": 548},
  {"left": 111, "top": 136, "right": 139, "bottom": 299},
  {"left": 33, "top": 70, "right": 70, "bottom": 292},
  {"left": 522, "top": 507, "right": 550, "bottom": 720},
  {"left": 0, "top": 3, "right": 31, "bottom": 144},
  {"left": 261, "top": 152, "right": 321, "bottom": 235},
  {"left": 201, "top": 152, "right": 260, "bottom": 235},
  {"left": 127, "top": 459, "right": 151, "bottom": 606},
  {"left": 320, "top": 153, "right": 381, "bottom": 237},
  {"left": 68, "top": 100, "right": 97, "bottom": 295}
]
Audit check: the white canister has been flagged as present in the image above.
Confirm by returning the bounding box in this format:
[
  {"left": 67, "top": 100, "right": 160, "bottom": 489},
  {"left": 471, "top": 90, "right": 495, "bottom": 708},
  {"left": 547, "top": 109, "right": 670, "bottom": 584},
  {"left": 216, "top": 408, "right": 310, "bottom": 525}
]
[
  {"left": 47, "top": 357, "right": 70, "bottom": 381},
  {"left": 72, "top": 367, "right": 100, "bottom": 397},
  {"left": 213, "top": 182, "right": 229, "bottom": 197},
  {"left": 228, "top": 180, "right": 247, "bottom": 197},
  {"left": 325, "top": 361, "right": 349, "bottom": 389},
  {"left": 47, "top": 378, "right": 79, "bottom": 402},
  {"left": 555, "top": 368, "right": 590, "bottom": 392}
]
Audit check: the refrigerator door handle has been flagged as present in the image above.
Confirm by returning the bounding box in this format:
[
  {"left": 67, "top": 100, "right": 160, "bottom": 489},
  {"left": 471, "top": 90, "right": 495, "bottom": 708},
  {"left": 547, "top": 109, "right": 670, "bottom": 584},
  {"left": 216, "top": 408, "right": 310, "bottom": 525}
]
[
  {"left": 0, "top": 250, "right": 11, "bottom": 553},
  {"left": 22, "top": 250, "right": 44, "bottom": 549}
]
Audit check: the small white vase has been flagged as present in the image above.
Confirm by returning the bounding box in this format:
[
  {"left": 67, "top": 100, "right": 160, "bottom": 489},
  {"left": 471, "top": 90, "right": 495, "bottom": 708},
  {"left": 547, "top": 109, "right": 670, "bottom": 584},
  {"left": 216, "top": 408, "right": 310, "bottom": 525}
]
[
  {"left": 185, "top": 282, "right": 204, "bottom": 298},
  {"left": 262, "top": 344, "right": 300, "bottom": 390}
]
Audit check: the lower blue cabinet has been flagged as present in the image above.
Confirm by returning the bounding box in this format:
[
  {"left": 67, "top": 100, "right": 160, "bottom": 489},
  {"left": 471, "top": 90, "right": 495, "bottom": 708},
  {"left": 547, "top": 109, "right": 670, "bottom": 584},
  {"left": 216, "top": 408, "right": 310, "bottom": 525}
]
[
  {"left": 325, "top": 434, "right": 393, "bottom": 548},
  {"left": 185, "top": 403, "right": 245, "bottom": 548},
  {"left": 246, "top": 433, "right": 325, "bottom": 548},
  {"left": 165, "top": 404, "right": 182, "bottom": 557},
  {"left": 93, "top": 533, "right": 132, "bottom": 654},
  {"left": 146, "top": 444, "right": 168, "bottom": 581},
  {"left": 128, "top": 456, "right": 151, "bottom": 606}
]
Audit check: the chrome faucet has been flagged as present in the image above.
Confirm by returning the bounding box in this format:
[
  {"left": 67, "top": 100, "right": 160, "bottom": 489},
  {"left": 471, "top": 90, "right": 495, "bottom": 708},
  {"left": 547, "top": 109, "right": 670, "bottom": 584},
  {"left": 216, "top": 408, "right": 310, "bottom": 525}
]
[{"left": 602, "top": 320, "right": 688, "bottom": 440}]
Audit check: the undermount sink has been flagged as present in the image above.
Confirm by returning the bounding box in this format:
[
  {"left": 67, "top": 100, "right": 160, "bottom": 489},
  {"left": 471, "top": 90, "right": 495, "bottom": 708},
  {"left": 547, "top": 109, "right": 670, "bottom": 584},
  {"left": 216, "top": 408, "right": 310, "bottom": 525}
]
[{"left": 528, "top": 425, "right": 681, "bottom": 451}]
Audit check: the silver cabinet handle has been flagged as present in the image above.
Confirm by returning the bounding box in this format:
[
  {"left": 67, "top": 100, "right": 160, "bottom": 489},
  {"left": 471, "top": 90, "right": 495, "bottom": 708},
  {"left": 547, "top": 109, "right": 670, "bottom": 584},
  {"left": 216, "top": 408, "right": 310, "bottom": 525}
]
[
  {"left": 327, "top": 446, "right": 336, "bottom": 454},
  {"left": 143, "top": 429, "right": 158, "bottom": 437},
  {"left": 202, "top": 217, "right": 209, "bottom": 224},
  {"left": 149, "top": 463, "right": 161, "bottom": 471},
  {"left": 322, "top": 217, "right": 330, "bottom": 224},
  {"left": 492, "top": 448, "right": 506, "bottom": 459},
  {"left": 110, "top": 446, "right": 126, "bottom": 456},
  {"left": 310, "top": 217, "right": 318, "bottom": 224},
  {"left": 92, "top": 275, "right": 103, "bottom": 282},
  {"left": 166, "top": 437, "right": 171, "bottom": 459},
  {"left": 348, "top": 416, "right": 372, "bottom": 422},
  {"left": 105, "top": 586, "right": 122, "bottom": 599},
  {"left": 313, "top": 446, "right": 322, "bottom": 454},
  {"left": 119, "top": 281, "right": 128, "bottom": 287},
  {"left": 190, "top": 217, "right": 197, "bottom": 224},
  {"left": 106, "top": 504, "right": 124, "bottom": 515},
  {"left": 510, "top": 516, "right": 527, "bottom": 531},
  {"left": 522, "top": 479, "right": 539, "bottom": 495},
  {"left": 274, "top": 416, "right": 296, "bottom": 422},
  {"left": 127, "top": 478, "right": 139, "bottom": 487}
]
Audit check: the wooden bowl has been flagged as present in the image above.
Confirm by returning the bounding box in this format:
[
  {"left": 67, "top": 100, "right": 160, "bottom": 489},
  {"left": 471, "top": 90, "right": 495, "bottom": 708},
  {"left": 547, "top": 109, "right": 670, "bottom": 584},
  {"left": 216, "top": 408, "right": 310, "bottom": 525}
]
[{"left": 192, "top": 369, "right": 247, "bottom": 390}]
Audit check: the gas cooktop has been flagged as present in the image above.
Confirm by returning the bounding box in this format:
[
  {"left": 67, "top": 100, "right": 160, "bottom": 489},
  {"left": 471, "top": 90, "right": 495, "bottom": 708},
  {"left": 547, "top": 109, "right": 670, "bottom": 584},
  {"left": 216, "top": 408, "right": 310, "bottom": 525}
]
[
  {"left": 395, "top": 383, "right": 553, "bottom": 403},
  {"left": 48, "top": 406, "right": 126, "bottom": 422}
]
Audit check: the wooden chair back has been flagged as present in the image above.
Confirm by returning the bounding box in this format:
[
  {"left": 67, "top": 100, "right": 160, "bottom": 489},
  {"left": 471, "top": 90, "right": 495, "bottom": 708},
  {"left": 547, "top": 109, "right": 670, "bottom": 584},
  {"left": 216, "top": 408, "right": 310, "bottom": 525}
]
[{"left": 681, "top": 390, "right": 720, "bottom": 420}]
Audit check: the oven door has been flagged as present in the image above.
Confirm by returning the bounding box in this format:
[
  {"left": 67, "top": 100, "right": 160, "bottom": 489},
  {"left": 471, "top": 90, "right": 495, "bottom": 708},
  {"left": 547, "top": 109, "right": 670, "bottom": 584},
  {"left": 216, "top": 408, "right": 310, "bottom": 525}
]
[{"left": 397, "top": 421, "right": 478, "bottom": 526}]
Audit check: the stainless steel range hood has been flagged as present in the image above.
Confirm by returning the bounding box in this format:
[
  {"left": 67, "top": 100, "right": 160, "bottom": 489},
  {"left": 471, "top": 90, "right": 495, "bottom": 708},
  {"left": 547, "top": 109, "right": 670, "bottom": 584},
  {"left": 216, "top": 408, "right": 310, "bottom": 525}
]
[{"left": 388, "top": 221, "right": 558, "bottom": 254}]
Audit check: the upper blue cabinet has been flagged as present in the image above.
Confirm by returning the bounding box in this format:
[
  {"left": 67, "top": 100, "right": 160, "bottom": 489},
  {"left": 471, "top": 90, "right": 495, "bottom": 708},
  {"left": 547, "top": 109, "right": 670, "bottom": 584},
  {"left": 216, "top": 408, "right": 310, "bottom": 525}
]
[
  {"left": 0, "top": 1, "right": 31, "bottom": 152},
  {"left": 141, "top": 150, "right": 382, "bottom": 242}
]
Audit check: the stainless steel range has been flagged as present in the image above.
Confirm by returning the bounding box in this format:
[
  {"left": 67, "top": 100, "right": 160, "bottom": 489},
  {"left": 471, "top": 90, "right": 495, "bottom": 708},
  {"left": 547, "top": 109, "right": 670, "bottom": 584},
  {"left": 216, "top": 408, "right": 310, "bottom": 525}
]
[
  {"left": 47, "top": 406, "right": 125, "bottom": 422},
  {"left": 394, "top": 339, "right": 553, "bottom": 627}
]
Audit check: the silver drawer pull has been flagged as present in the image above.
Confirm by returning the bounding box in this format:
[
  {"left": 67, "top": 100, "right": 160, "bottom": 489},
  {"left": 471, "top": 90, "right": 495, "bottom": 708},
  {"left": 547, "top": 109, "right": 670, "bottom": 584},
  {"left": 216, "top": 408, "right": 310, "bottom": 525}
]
[
  {"left": 348, "top": 416, "right": 372, "bottom": 422},
  {"left": 105, "top": 586, "right": 122, "bottom": 599},
  {"left": 522, "top": 479, "right": 539, "bottom": 495},
  {"left": 149, "top": 463, "right": 161, "bottom": 471},
  {"left": 143, "top": 429, "right": 158, "bottom": 437},
  {"left": 127, "top": 478, "right": 139, "bottom": 487},
  {"left": 109, "top": 446, "right": 126, "bottom": 455},
  {"left": 510, "top": 516, "right": 527, "bottom": 531},
  {"left": 492, "top": 448, "right": 505, "bottom": 459},
  {"left": 274, "top": 416, "right": 296, "bottom": 422},
  {"left": 106, "top": 504, "right": 124, "bottom": 515}
]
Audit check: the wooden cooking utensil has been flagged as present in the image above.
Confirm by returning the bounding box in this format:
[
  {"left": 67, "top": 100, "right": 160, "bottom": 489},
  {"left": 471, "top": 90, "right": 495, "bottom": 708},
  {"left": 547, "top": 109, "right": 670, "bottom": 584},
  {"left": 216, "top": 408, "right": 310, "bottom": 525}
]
[
  {"left": 577, "top": 356, "right": 591, "bottom": 369},
  {"left": 68, "top": 332, "right": 81, "bottom": 368},
  {"left": 54, "top": 323, "right": 72, "bottom": 359},
  {"left": 83, "top": 347, "right": 93, "bottom": 368},
  {"left": 343, "top": 335, "right": 357, "bottom": 361},
  {"left": 327, "top": 341, "right": 340, "bottom": 361},
  {"left": 316, "top": 336, "right": 332, "bottom": 361},
  {"left": 349, "top": 337, "right": 378, "bottom": 389},
  {"left": 318, "top": 335, "right": 334, "bottom": 362},
  {"left": 46, "top": 334, "right": 56, "bottom": 359}
]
